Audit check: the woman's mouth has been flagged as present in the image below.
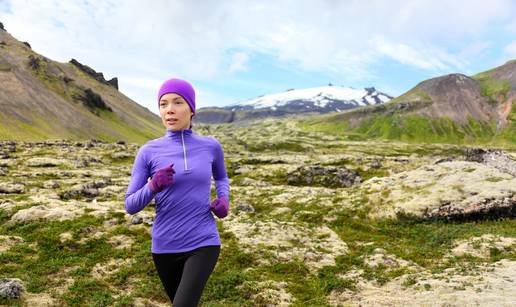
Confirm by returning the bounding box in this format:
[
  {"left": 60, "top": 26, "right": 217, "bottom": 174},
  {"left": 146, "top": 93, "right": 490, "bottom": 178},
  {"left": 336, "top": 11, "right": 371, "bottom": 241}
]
[{"left": 166, "top": 119, "right": 178, "bottom": 124}]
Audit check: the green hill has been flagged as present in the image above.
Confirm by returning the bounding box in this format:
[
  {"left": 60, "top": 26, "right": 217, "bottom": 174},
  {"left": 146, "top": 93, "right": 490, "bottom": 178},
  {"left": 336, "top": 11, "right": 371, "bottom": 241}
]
[
  {"left": 0, "top": 26, "right": 163, "bottom": 143},
  {"left": 298, "top": 61, "right": 516, "bottom": 148}
]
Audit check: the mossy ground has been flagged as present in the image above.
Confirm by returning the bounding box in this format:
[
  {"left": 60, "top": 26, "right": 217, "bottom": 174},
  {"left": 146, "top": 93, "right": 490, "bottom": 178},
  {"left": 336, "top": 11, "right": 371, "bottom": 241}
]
[{"left": 0, "top": 119, "right": 515, "bottom": 306}]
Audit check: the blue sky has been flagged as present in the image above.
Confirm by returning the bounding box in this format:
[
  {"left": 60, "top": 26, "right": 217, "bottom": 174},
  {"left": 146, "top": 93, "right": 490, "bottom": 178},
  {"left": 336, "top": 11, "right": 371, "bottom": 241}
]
[{"left": 1, "top": 0, "right": 516, "bottom": 116}]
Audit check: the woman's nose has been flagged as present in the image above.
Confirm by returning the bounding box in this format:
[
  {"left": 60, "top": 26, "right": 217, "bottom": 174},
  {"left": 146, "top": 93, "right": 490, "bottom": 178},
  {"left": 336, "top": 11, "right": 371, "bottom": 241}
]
[{"left": 165, "top": 104, "right": 176, "bottom": 112}]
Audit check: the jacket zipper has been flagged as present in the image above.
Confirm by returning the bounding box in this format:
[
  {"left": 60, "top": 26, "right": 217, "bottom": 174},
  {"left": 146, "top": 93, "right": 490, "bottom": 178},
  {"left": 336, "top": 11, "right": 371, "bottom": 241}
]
[{"left": 181, "top": 130, "right": 190, "bottom": 173}]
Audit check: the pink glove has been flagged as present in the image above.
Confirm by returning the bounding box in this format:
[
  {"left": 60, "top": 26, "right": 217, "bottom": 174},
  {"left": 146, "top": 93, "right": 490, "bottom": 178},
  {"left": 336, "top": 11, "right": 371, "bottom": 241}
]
[
  {"left": 210, "top": 196, "right": 229, "bottom": 218},
  {"left": 149, "top": 164, "right": 175, "bottom": 193}
]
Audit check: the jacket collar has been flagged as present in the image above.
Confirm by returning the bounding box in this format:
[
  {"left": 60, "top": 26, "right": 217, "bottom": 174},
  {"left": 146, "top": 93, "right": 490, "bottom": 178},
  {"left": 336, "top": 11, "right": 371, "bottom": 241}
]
[{"left": 165, "top": 128, "right": 193, "bottom": 138}]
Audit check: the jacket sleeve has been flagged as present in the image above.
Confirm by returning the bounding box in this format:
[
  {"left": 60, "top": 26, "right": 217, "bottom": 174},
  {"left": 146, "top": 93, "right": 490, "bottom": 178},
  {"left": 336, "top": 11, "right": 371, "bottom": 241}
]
[
  {"left": 124, "top": 145, "right": 156, "bottom": 215},
  {"left": 212, "top": 139, "right": 230, "bottom": 200}
]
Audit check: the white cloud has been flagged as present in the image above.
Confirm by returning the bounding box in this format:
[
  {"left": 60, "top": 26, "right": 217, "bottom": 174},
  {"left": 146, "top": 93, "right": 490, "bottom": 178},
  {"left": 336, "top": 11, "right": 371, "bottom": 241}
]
[
  {"left": 389, "top": 0, "right": 514, "bottom": 41},
  {"left": 1, "top": 0, "right": 515, "bottom": 106},
  {"left": 373, "top": 37, "right": 441, "bottom": 70},
  {"left": 458, "top": 41, "right": 491, "bottom": 59},
  {"left": 507, "top": 18, "right": 516, "bottom": 33},
  {"left": 372, "top": 37, "right": 467, "bottom": 71},
  {"left": 3, "top": 0, "right": 514, "bottom": 76},
  {"left": 228, "top": 52, "right": 249, "bottom": 73},
  {"left": 121, "top": 77, "right": 164, "bottom": 91}
]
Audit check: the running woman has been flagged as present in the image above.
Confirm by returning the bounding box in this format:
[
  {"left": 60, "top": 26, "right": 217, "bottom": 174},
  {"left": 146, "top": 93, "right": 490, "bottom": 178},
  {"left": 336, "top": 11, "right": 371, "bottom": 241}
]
[{"left": 125, "top": 78, "right": 230, "bottom": 306}]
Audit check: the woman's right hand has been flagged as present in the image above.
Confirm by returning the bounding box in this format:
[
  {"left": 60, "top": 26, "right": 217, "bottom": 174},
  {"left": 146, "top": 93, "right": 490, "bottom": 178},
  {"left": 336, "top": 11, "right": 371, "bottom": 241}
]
[{"left": 149, "top": 163, "right": 175, "bottom": 193}]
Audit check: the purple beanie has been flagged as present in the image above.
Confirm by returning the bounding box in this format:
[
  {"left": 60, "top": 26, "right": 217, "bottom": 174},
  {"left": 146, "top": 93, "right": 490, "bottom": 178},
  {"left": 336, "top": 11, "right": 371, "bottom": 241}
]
[{"left": 157, "top": 78, "right": 196, "bottom": 114}]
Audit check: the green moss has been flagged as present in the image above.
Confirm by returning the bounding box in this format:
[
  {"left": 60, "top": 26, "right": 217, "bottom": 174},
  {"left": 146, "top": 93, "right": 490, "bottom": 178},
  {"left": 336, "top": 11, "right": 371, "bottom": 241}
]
[
  {"left": 509, "top": 103, "right": 516, "bottom": 121},
  {"left": 297, "top": 117, "right": 350, "bottom": 134},
  {"left": 0, "top": 215, "right": 117, "bottom": 288},
  {"left": 485, "top": 176, "right": 505, "bottom": 182},
  {"left": 28, "top": 218, "right": 152, "bottom": 304},
  {"left": 462, "top": 117, "right": 497, "bottom": 142},
  {"left": 248, "top": 140, "right": 307, "bottom": 152},
  {"left": 330, "top": 211, "right": 516, "bottom": 270},
  {"left": 355, "top": 167, "right": 390, "bottom": 181},
  {"left": 0, "top": 110, "right": 81, "bottom": 141},
  {"left": 95, "top": 108, "right": 160, "bottom": 144},
  {"left": 493, "top": 103, "right": 516, "bottom": 146},
  {"left": 200, "top": 223, "right": 257, "bottom": 306},
  {"left": 473, "top": 72, "right": 511, "bottom": 104},
  {"left": 26, "top": 57, "right": 70, "bottom": 101},
  {"left": 62, "top": 278, "right": 114, "bottom": 306},
  {"left": 350, "top": 114, "right": 499, "bottom": 145}
]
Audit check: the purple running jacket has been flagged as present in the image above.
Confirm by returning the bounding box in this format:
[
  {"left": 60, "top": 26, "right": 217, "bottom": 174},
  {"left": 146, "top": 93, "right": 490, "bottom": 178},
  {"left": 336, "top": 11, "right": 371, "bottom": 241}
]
[{"left": 125, "top": 128, "right": 230, "bottom": 253}]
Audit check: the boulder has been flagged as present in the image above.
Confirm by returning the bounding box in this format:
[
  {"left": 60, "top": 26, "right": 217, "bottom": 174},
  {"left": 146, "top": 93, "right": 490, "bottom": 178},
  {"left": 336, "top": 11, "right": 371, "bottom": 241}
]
[
  {"left": 236, "top": 202, "right": 255, "bottom": 212},
  {"left": 364, "top": 161, "right": 516, "bottom": 221},
  {"left": 287, "top": 165, "right": 361, "bottom": 188},
  {"left": 0, "top": 278, "right": 24, "bottom": 299},
  {"left": 59, "top": 179, "right": 111, "bottom": 200},
  {"left": 0, "top": 182, "right": 24, "bottom": 194},
  {"left": 26, "top": 157, "right": 68, "bottom": 167}
]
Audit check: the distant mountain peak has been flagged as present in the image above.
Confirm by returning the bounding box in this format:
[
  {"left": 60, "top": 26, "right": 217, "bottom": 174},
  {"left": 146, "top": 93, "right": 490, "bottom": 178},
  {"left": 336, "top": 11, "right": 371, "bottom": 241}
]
[
  {"left": 227, "top": 85, "right": 392, "bottom": 111},
  {"left": 194, "top": 85, "right": 393, "bottom": 124}
]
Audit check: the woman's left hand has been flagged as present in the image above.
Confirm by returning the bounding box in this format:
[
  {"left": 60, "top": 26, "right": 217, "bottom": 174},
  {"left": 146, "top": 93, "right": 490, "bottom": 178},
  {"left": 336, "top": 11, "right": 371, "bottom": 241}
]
[{"left": 210, "top": 196, "right": 229, "bottom": 218}]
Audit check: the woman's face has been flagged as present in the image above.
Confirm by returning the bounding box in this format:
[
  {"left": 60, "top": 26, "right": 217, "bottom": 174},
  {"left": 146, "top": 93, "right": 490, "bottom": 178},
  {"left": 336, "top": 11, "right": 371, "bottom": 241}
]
[{"left": 159, "top": 93, "right": 194, "bottom": 131}]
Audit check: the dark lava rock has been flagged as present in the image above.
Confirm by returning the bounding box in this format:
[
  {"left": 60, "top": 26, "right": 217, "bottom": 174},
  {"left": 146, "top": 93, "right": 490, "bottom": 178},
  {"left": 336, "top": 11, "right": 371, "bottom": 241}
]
[{"left": 287, "top": 165, "right": 361, "bottom": 188}]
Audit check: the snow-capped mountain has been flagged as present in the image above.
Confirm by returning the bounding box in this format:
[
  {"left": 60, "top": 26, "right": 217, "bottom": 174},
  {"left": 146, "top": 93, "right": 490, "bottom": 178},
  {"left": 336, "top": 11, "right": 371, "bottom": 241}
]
[
  {"left": 226, "top": 85, "right": 392, "bottom": 112},
  {"left": 194, "top": 85, "right": 392, "bottom": 124}
]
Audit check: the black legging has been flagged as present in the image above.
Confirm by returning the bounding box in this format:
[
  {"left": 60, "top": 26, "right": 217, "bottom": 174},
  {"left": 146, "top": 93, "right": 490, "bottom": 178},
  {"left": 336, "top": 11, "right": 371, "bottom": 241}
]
[{"left": 152, "top": 245, "right": 221, "bottom": 306}]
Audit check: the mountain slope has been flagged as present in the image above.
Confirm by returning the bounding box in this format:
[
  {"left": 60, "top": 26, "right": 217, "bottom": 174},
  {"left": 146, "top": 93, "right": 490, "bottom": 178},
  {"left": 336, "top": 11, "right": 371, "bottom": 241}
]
[
  {"left": 0, "top": 25, "right": 163, "bottom": 143},
  {"left": 298, "top": 60, "right": 516, "bottom": 146},
  {"left": 194, "top": 85, "right": 392, "bottom": 124}
]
